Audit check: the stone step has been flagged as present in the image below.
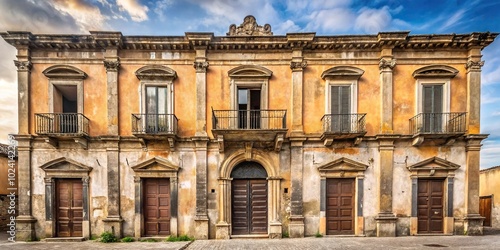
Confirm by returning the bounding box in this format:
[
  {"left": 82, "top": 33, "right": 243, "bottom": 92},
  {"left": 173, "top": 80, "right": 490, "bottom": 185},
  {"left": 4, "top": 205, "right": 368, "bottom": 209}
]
[{"left": 45, "top": 237, "right": 85, "bottom": 242}]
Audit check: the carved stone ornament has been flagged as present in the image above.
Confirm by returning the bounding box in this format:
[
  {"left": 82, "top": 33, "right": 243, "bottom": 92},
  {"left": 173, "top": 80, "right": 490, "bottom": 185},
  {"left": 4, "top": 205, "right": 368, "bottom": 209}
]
[
  {"left": 290, "top": 61, "right": 308, "bottom": 71},
  {"left": 14, "top": 60, "right": 32, "bottom": 71},
  {"left": 103, "top": 60, "right": 120, "bottom": 72},
  {"left": 193, "top": 61, "right": 209, "bottom": 73},
  {"left": 379, "top": 58, "right": 396, "bottom": 70},
  {"left": 227, "top": 15, "right": 272, "bottom": 36},
  {"left": 465, "top": 60, "right": 484, "bottom": 70}
]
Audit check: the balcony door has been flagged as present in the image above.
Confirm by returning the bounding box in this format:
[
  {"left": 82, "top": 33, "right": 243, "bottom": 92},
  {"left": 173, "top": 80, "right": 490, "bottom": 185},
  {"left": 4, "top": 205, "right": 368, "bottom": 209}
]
[
  {"left": 146, "top": 86, "right": 168, "bottom": 133},
  {"left": 54, "top": 85, "right": 78, "bottom": 133},
  {"left": 238, "top": 88, "right": 261, "bottom": 129},
  {"left": 330, "top": 85, "right": 351, "bottom": 132},
  {"left": 422, "top": 85, "right": 443, "bottom": 133}
]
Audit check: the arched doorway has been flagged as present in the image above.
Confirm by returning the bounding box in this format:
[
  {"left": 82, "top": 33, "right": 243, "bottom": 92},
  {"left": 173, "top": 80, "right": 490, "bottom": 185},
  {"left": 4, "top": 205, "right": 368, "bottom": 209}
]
[{"left": 230, "top": 161, "right": 268, "bottom": 235}]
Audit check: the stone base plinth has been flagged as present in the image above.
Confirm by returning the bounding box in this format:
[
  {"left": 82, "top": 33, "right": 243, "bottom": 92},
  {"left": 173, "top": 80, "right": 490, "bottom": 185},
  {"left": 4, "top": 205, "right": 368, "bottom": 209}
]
[
  {"left": 288, "top": 216, "right": 304, "bottom": 238},
  {"left": 216, "top": 222, "right": 230, "bottom": 239},
  {"left": 195, "top": 216, "right": 209, "bottom": 239},
  {"left": 103, "top": 216, "right": 123, "bottom": 238},
  {"left": 376, "top": 215, "right": 397, "bottom": 237},
  {"left": 464, "top": 215, "right": 484, "bottom": 235},
  {"left": 14, "top": 216, "right": 37, "bottom": 241},
  {"left": 269, "top": 222, "right": 282, "bottom": 239}
]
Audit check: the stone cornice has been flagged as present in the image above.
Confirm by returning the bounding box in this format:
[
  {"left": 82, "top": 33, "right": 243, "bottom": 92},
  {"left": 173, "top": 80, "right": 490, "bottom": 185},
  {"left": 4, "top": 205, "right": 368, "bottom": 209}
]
[{"left": 1, "top": 31, "right": 497, "bottom": 52}]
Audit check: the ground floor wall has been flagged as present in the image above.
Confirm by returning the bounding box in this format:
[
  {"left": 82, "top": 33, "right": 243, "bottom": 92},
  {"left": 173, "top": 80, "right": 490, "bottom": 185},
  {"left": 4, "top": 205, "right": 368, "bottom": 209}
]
[{"left": 21, "top": 137, "right": 478, "bottom": 239}]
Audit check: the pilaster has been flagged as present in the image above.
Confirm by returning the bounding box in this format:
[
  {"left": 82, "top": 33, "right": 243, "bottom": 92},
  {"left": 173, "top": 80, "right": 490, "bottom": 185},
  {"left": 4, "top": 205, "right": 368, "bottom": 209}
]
[
  {"left": 463, "top": 134, "right": 487, "bottom": 235},
  {"left": 193, "top": 137, "right": 209, "bottom": 239},
  {"left": 13, "top": 134, "right": 36, "bottom": 241},
  {"left": 288, "top": 138, "right": 305, "bottom": 238},
  {"left": 375, "top": 134, "right": 399, "bottom": 237},
  {"left": 102, "top": 136, "right": 123, "bottom": 238},
  {"left": 379, "top": 51, "right": 396, "bottom": 134},
  {"left": 216, "top": 177, "right": 231, "bottom": 239},
  {"left": 104, "top": 54, "right": 120, "bottom": 135},
  {"left": 465, "top": 48, "right": 484, "bottom": 134}
]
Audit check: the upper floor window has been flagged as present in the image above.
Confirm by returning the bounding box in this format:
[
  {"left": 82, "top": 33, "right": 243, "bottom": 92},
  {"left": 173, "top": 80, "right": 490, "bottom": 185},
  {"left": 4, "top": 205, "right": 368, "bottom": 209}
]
[
  {"left": 321, "top": 66, "right": 364, "bottom": 133},
  {"left": 134, "top": 65, "right": 177, "bottom": 134},
  {"left": 43, "top": 65, "right": 87, "bottom": 114}
]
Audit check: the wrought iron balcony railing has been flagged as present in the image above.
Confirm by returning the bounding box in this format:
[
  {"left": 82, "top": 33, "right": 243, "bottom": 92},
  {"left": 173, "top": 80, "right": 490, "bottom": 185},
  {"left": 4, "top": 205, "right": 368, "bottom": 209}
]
[
  {"left": 321, "top": 113, "right": 367, "bottom": 134},
  {"left": 132, "top": 114, "right": 178, "bottom": 134},
  {"left": 212, "top": 109, "right": 287, "bottom": 130},
  {"left": 409, "top": 112, "right": 466, "bottom": 135},
  {"left": 35, "top": 113, "right": 89, "bottom": 136}
]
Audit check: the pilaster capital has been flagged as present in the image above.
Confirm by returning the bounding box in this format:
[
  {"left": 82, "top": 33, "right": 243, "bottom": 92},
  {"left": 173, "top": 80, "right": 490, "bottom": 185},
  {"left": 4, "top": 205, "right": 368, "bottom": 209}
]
[
  {"left": 82, "top": 176, "right": 90, "bottom": 184},
  {"left": 379, "top": 58, "right": 396, "bottom": 71},
  {"left": 290, "top": 61, "right": 308, "bottom": 71},
  {"left": 193, "top": 61, "right": 209, "bottom": 73},
  {"left": 134, "top": 176, "right": 141, "bottom": 183},
  {"left": 465, "top": 134, "right": 488, "bottom": 151},
  {"left": 44, "top": 177, "right": 53, "bottom": 184},
  {"left": 465, "top": 59, "right": 484, "bottom": 72},
  {"left": 14, "top": 60, "right": 32, "bottom": 71},
  {"left": 103, "top": 59, "right": 120, "bottom": 72}
]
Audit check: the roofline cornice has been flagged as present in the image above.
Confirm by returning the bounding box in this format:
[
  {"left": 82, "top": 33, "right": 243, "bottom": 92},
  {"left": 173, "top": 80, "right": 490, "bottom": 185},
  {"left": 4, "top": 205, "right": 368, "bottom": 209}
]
[{"left": 1, "top": 31, "right": 497, "bottom": 52}]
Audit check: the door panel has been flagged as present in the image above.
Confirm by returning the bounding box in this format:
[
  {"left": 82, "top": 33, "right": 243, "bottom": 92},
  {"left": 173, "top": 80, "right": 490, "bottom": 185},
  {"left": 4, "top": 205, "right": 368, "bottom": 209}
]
[
  {"left": 480, "top": 196, "right": 492, "bottom": 227},
  {"left": 56, "top": 179, "right": 83, "bottom": 237},
  {"left": 326, "top": 178, "right": 354, "bottom": 235},
  {"left": 231, "top": 179, "right": 268, "bottom": 235},
  {"left": 144, "top": 178, "right": 171, "bottom": 236},
  {"left": 417, "top": 179, "right": 444, "bottom": 233}
]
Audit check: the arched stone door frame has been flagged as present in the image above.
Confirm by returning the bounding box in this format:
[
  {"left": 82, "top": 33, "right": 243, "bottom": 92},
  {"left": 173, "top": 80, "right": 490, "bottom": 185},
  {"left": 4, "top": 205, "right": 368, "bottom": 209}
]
[{"left": 216, "top": 149, "right": 282, "bottom": 239}]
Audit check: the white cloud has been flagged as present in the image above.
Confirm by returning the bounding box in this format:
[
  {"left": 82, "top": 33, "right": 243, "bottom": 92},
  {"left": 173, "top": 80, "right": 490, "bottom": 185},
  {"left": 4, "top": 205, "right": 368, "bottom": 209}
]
[
  {"left": 275, "top": 20, "right": 300, "bottom": 34},
  {"left": 0, "top": 79, "right": 18, "bottom": 144},
  {"left": 52, "top": 0, "right": 109, "bottom": 32},
  {"left": 438, "top": 8, "right": 466, "bottom": 32},
  {"left": 116, "top": 0, "right": 149, "bottom": 22},
  {"left": 355, "top": 6, "right": 392, "bottom": 33},
  {"left": 305, "top": 9, "right": 356, "bottom": 33},
  {"left": 153, "top": 0, "right": 173, "bottom": 22},
  {"left": 481, "top": 142, "right": 500, "bottom": 169},
  {"left": 492, "top": 111, "right": 500, "bottom": 116}
]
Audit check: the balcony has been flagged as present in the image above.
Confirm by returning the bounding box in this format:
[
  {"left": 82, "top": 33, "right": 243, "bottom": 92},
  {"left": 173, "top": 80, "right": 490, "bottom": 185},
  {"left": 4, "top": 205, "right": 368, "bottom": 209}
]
[
  {"left": 212, "top": 109, "right": 287, "bottom": 151},
  {"left": 320, "top": 114, "right": 367, "bottom": 146},
  {"left": 35, "top": 113, "right": 89, "bottom": 148},
  {"left": 132, "top": 114, "right": 178, "bottom": 148},
  {"left": 409, "top": 112, "right": 467, "bottom": 146}
]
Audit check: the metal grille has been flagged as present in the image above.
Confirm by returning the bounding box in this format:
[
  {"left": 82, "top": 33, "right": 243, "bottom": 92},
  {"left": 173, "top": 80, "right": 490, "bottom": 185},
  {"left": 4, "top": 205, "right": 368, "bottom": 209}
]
[
  {"left": 35, "top": 113, "right": 89, "bottom": 136},
  {"left": 132, "top": 114, "right": 178, "bottom": 134},
  {"left": 212, "top": 109, "right": 286, "bottom": 130},
  {"left": 321, "top": 114, "right": 366, "bottom": 134},
  {"left": 409, "top": 112, "right": 466, "bottom": 134}
]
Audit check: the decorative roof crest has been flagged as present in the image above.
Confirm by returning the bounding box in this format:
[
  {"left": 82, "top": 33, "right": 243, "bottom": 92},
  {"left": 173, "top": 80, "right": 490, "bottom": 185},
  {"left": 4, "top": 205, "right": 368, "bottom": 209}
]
[{"left": 227, "top": 15, "right": 272, "bottom": 36}]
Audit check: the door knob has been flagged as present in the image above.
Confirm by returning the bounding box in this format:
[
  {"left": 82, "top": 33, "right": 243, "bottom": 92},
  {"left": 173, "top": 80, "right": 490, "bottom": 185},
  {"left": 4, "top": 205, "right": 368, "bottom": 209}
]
[{"left": 434, "top": 211, "right": 439, "bottom": 214}]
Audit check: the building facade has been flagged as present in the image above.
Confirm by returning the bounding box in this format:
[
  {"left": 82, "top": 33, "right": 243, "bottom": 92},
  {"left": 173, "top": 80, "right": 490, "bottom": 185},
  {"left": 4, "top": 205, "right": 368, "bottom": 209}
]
[
  {"left": 1, "top": 16, "right": 497, "bottom": 240},
  {"left": 0, "top": 142, "right": 18, "bottom": 232},
  {"left": 480, "top": 166, "right": 500, "bottom": 228}
]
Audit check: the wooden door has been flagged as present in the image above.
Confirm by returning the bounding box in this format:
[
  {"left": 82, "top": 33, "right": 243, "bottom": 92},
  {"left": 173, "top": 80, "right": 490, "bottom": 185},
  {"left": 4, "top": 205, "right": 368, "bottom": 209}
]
[
  {"left": 56, "top": 179, "right": 83, "bottom": 237},
  {"left": 326, "top": 178, "right": 355, "bottom": 235},
  {"left": 231, "top": 179, "right": 268, "bottom": 234},
  {"left": 417, "top": 179, "right": 444, "bottom": 233},
  {"left": 143, "top": 178, "right": 171, "bottom": 236},
  {"left": 480, "top": 196, "right": 492, "bottom": 227}
]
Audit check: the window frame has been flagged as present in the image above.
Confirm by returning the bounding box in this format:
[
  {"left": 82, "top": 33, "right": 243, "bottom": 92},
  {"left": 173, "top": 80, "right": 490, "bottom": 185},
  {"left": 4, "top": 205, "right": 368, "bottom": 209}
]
[
  {"left": 415, "top": 78, "right": 450, "bottom": 114},
  {"left": 325, "top": 80, "right": 358, "bottom": 115}
]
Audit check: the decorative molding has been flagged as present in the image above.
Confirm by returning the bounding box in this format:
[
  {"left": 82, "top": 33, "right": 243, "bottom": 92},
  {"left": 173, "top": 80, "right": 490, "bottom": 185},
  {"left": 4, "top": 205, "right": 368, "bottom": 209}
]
[
  {"left": 40, "top": 157, "right": 93, "bottom": 174},
  {"left": 14, "top": 60, "right": 32, "bottom": 71},
  {"left": 193, "top": 61, "right": 209, "bottom": 73},
  {"left": 379, "top": 58, "right": 396, "bottom": 70},
  {"left": 407, "top": 156, "right": 460, "bottom": 171},
  {"left": 465, "top": 60, "right": 484, "bottom": 71},
  {"left": 413, "top": 65, "right": 459, "bottom": 78},
  {"left": 321, "top": 66, "right": 364, "bottom": 80},
  {"left": 43, "top": 64, "right": 87, "bottom": 79},
  {"left": 228, "top": 64, "right": 272, "bottom": 79},
  {"left": 103, "top": 60, "right": 120, "bottom": 72},
  {"left": 317, "top": 157, "right": 369, "bottom": 173},
  {"left": 135, "top": 65, "right": 177, "bottom": 80},
  {"left": 290, "top": 61, "right": 308, "bottom": 71},
  {"left": 131, "top": 156, "right": 180, "bottom": 172},
  {"left": 227, "top": 15, "right": 272, "bottom": 36}
]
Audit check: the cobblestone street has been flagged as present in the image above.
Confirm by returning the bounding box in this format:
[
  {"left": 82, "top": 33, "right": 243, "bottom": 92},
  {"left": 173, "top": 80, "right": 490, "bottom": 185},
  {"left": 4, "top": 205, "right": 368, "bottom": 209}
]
[{"left": 1, "top": 230, "right": 500, "bottom": 250}]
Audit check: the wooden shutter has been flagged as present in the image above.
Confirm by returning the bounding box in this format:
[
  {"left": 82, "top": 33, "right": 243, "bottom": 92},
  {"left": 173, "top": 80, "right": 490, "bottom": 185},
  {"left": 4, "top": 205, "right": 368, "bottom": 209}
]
[
  {"left": 423, "top": 85, "right": 443, "bottom": 113},
  {"left": 331, "top": 86, "right": 351, "bottom": 114}
]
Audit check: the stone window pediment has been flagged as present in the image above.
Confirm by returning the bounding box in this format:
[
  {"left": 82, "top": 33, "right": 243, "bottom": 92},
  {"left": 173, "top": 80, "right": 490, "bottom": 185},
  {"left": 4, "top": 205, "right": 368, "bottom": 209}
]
[
  {"left": 135, "top": 65, "right": 177, "bottom": 81},
  {"left": 131, "top": 156, "right": 179, "bottom": 172},
  {"left": 228, "top": 65, "right": 272, "bottom": 79},
  {"left": 321, "top": 66, "right": 364, "bottom": 80},
  {"left": 40, "top": 157, "right": 92, "bottom": 173},
  {"left": 43, "top": 65, "right": 87, "bottom": 79},
  {"left": 407, "top": 156, "right": 460, "bottom": 171},
  {"left": 412, "top": 65, "right": 458, "bottom": 78},
  {"left": 317, "top": 157, "right": 368, "bottom": 173}
]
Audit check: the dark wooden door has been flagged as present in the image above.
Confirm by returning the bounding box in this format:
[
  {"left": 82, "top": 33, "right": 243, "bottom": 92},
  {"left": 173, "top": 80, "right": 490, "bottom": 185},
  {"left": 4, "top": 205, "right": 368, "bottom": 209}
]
[
  {"left": 143, "top": 178, "right": 171, "bottom": 236},
  {"left": 56, "top": 179, "right": 83, "bottom": 237},
  {"left": 418, "top": 179, "right": 444, "bottom": 233},
  {"left": 232, "top": 179, "right": 267, "bottom": 235},
  {"left": 326, "top": 178, "right": 355, "bottom": 235},
  {"left": 480, "top": 196, "right": 492, "bottom": 227}
]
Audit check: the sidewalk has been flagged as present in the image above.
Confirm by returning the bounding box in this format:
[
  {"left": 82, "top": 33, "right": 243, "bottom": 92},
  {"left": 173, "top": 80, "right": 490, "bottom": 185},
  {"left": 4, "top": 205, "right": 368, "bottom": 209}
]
[{"left": 1, "top": 232, "right": 499, "bottom": 250}]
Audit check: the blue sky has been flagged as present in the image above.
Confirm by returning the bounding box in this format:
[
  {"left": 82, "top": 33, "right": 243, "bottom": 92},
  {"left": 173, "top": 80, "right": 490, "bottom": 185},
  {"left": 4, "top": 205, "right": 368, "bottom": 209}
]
[{"left": 0, "top": 0, "right": 499, "bottom": 168}]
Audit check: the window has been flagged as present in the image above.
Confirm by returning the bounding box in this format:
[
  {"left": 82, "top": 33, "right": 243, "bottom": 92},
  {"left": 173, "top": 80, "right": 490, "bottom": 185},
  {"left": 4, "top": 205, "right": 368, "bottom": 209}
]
[
  {"left": 422, "top": 84, "right": 444, "bottom": 132},
  {"left": 134, "top": 65, "right": 177, "bottom": 134},
  {"left": 322, "top": 66, "right": 363, "bottom": 133},
  {"left": 238, "top": 88, "right": 261, "bottom": 129}
]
